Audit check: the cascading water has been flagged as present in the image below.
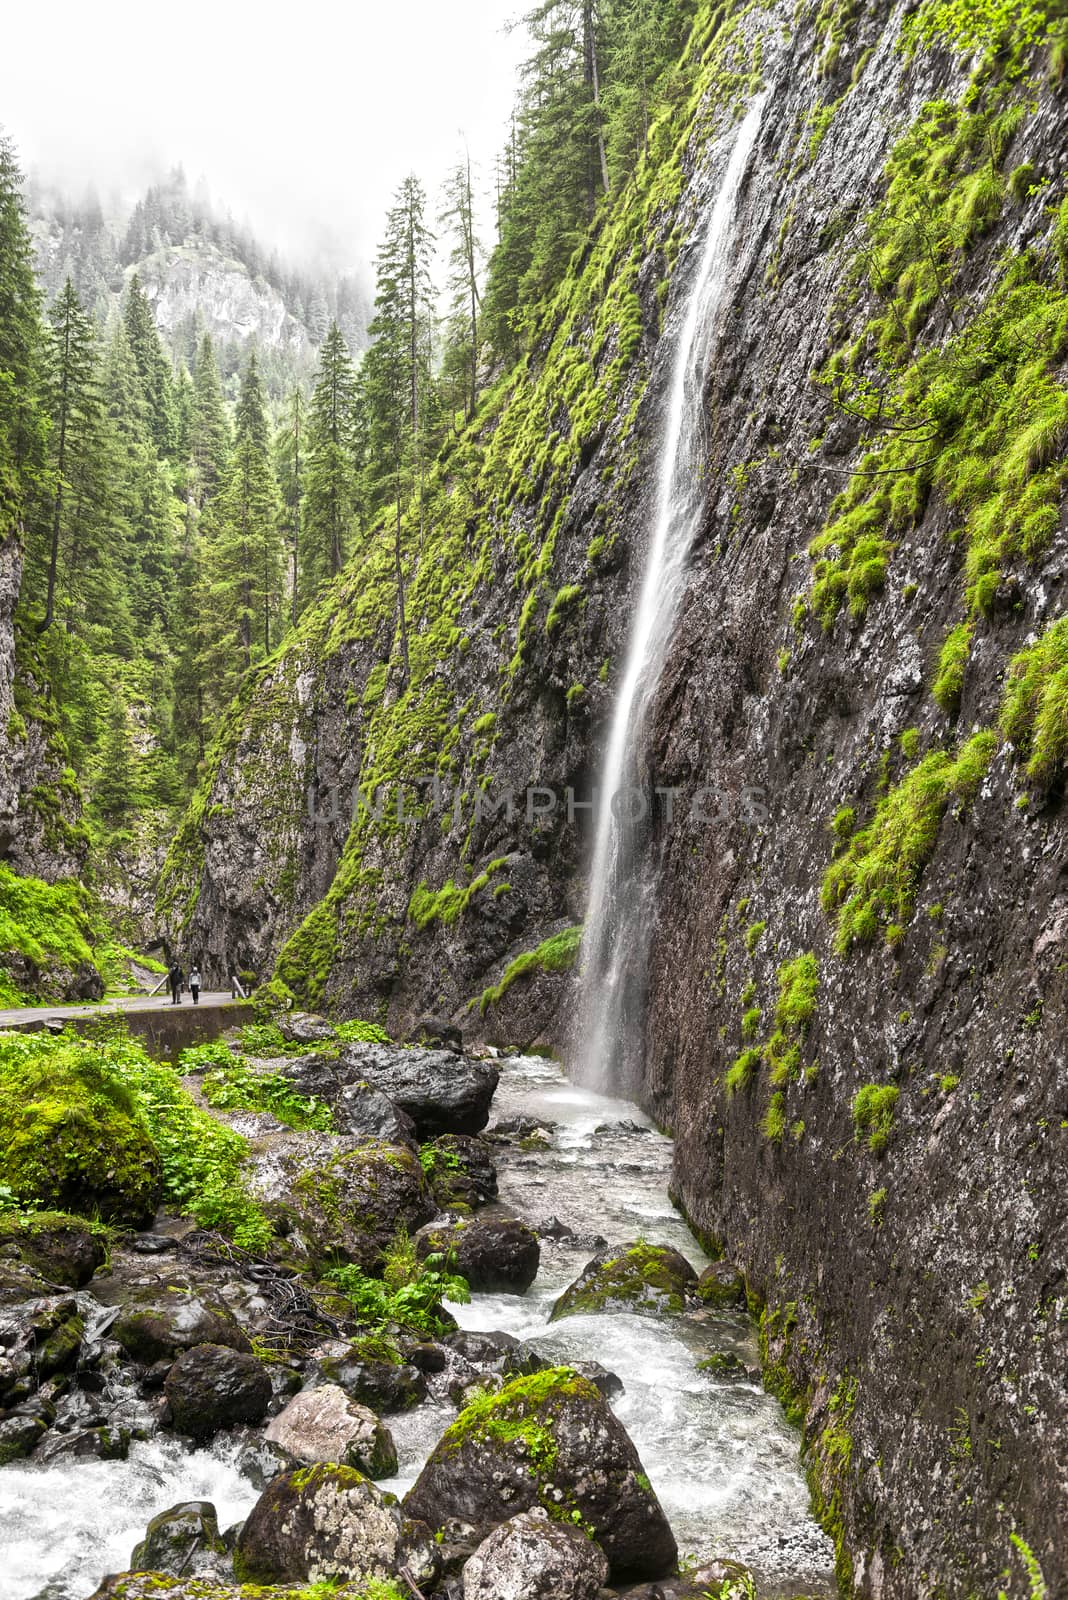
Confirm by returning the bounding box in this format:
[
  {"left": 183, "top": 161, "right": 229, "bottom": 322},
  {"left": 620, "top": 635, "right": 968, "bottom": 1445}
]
[{"left": 577, "top": 96, "right": 767, "bottom": 1092}]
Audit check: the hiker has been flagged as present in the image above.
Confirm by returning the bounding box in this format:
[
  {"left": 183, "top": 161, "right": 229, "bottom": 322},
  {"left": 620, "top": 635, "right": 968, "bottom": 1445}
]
[
  {"left": 168, "top": 961, "right": 183, "bottom": 1005},
  {"left": 188, "top": 964, "right": 202, "bottom": 1005}
]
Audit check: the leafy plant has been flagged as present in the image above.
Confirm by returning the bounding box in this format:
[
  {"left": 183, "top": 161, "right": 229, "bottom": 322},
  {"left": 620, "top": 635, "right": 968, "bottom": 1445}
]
[
  {"left": 326, "top": 1248, "right": 470, "bottom": 1337},
  {"left": 201, "top": 1064, "right": 334, "bottom": 1131}
]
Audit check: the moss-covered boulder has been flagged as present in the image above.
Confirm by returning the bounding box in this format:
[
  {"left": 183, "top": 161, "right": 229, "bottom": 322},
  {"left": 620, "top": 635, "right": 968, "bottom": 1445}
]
[
  {"left": 550, "top": 1241, "right": 698, "bottom": 1321},
  {"left": 402, "top": 1366, "right": 677, "bottom": 1580},
  {"left": 419, "top": 1134, "right": 498, "bottom": 1210},
  {"left": 235, "top": 1462, "right": 439, "bottom": 1587},
  {"left": 695, "top": 1260, "right": 747, "bottom": 1309},
  {"left": 416, "top": 1215, "right": 540, "bottom": 1293},
  {"left": 91, "top": 1579, "right": 410, "bottom": 1599},
  {"left": 0, "top": 1211, "right": 105, "bottom": 1287},
  {"left": 265, "top": 1383, "right": 398, "bottom": 1478},
  {"left": 316, "top": 1338, "right": 427, "bottom": 1413},
  {"left": 0, "top": 1045, "right": 161, "bottom": 1226},
  {"left": 163, "top": 1343, "right": 272, "bottom": 1439},
  {"left": 248, "top": 1132, "right": 436, "bottom": 1270},
  {"left": 129, "top": 1500, "right": 229, "bottom": 1579},
  {"left": 113, "top": 1283, "right": 252, "bottom": 1364}
]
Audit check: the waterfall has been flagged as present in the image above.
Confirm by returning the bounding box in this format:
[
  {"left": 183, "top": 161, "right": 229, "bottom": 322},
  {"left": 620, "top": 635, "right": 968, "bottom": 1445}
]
[{"left": 576, "top": 96, "right": 767, "bottom": 1094}]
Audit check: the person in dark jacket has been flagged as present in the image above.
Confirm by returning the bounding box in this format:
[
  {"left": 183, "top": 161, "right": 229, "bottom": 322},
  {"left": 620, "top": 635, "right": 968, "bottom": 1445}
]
[{"left": 168, "top": 961, "right": 183, "bottom": 1005}]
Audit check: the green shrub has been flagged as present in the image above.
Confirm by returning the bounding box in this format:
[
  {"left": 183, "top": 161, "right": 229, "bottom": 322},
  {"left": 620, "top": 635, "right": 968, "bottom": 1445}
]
[
  {"left": 201, "top": 1064, "right": 334, "bottom": 1131},
  {"left": 326, "top": 1246, "right": 470, "bottom": 1337}
]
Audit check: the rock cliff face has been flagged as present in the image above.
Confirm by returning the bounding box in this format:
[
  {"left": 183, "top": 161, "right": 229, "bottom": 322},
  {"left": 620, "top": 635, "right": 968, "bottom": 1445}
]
[
  {"left": 133, "top": 240, "right": 313, "bottom": 357},
  {"left": 162, "top": 0, "right": 1067, "bottom": 1592}
]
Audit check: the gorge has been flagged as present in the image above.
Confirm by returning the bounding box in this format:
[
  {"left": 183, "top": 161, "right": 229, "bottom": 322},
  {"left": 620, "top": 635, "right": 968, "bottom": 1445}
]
[{"left": 1, "top": 0, "right": 1067, "bottom": 1595}]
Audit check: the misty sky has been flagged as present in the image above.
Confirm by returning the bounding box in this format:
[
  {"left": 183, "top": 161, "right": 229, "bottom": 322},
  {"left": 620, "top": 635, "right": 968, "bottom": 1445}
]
[{"left": 2, "top": 0, "right": 527, "bottom": 274}]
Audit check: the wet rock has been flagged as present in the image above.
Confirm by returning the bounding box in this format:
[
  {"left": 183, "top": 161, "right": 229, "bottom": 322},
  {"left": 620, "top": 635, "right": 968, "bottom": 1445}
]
[
  {"left": 0, "top": 1293, "right": 84, "bottom": 1407},
  {"left": 436, "top": 1516, "right": 483, "bottom": 1575},
  {"left": 411, "top": 1017, "right": 464, "bottom": 1054},
  {"left": 316, "top": 1339, "right": 427, "bottom": 1412},
  {"left": 594, "top": 1119, "right": 650, "bottom": 1135},
  {"left": 421, "top": 1134, "right": 499, "bottom": 1210},
  {"left": 403, "top": 1366, "right": 677, "bottom": 1580},
  {"left": 113, "top": 1285, "right": 252, "bottom": 1363},
  {"left": 417, "top": 1215, "right": 540, "bottom": 1293},
  {"left": 0, "top": 1212, "right": 105, "bottom": 1287},
  {"left": 443, "top": 1328, "right": 522, "bottom": 1371},
  {"left": 163, "top": 1343, "right": 272, "bottom": 1439},
  {"left": 279, "top": 1011, "right": 337, "bottom": 1045},
  {"left": 695, "top": 1261, "right": 747, "bottom": 1309},
  {"left": 624, "top": 1557, "right": 759, "bottom": 1598},
  {"left": 234, "top": 1462, "right": 437, "bottom": 1585},
  {"left": 333, "top": 1082, "right": 418, "bottom": 1145},
  {"left": 246, "top": 1132, "right": 435, "bottom": 1269},
  {"left": 337, "top": 1042, "right": 499, "bottom": 1136},
  {"left": 696, "top": 1351, "right": 753, "bottom": 1382},
  {"left": 130, "top": 1500, "right": 229, "bottom": 1578},
  {"left": 0, "top": 1407, "right": 49, "bottom": 1463},
  {"left": 569, "top": 1359, "right": 624, "bottom": 1399},
  {"left": 39, "top": 1422, "right": 132, "bottom": 1460},
  {"left": 551, "top": 1241, "right": 698, "bottom": 1321},
  {"left": 463, "top": 1507, "right": 609, "bottom": 1599},
  {"left": 403, "top": 1339, "right": 448, "bottom": 1373},
  {"left": 265, "top": 1382, "right": 398, "bottom": 1477}
]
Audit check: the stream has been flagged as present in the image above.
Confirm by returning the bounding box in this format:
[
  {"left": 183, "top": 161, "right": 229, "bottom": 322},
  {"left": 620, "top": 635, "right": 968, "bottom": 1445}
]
[{"left": 1, "top": 1051, "right": 834, "bottom": 1599}]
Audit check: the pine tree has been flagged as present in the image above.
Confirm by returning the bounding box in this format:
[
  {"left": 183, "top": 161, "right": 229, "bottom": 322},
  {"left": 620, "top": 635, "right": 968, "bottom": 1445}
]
[
  {"left": 190, "top": 334, "right": 230, "bottom": 506},
  {"left": 0, "top": 134, "right": 47, "bottom": 530},
  {"left": 36, "top": 279, "right": 103, "bottom": 633},
  {"left": 274, "top": 387, "right": 304, "bottom": 628},
  {"left": 440, "top": 152, "right": 484, "bottom": 423},
  {"left": 200, "top": 353, "right": 282, "bottom": 706},
  {"left": 124, "top": 273, "right": 178, "bottom": 456},
  {"left": 94, "top": 699, "right": 137, "bottom": 827},
  {"left": 300, "top": 323, "right": 360, "bottom": 612},
  {"left": 361, "top": 175, "right": 437, "bottom": 679}
]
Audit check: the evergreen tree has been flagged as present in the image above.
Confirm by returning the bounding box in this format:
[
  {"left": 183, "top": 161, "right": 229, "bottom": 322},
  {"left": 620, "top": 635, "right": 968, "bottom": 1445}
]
[
  {"left": 36, "top": 279, "right": 104, "bottom": 633},
  {"left": 189, "top": 334, "right": 230, "bottom": 506},
  {"left": 440, "top": 152, "right": 484, "bottom": 423},
  {"left": 124, "top": 273, "right": 178, "bottom": 456},
  {"left": 200, "top": 353, "right": 282, "bottom": 707},
  {"left": 361, "top": 175, "right": 437, "bottom": 678},
  {"left": 0, "top": 134, "right": 47, "bottom": 529},
  {"left": 274, "top": 387, "right": 304, "bottom": 628},
  {"left": 300, "top": 323, "right": 360, "bottom": 612},
  {"left": 94, "top": 699, "right": 137, "bottom": 827}
]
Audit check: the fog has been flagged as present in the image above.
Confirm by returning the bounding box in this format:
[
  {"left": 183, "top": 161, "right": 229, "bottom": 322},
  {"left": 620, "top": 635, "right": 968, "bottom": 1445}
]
[{"left": 1, "top": 0, "right": 527, "bottom": 271}]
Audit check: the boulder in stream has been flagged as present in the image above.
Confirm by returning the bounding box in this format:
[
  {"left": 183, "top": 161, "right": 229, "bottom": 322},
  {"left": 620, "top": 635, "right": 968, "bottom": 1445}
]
[
  {"left": 625, "top": 1557, "right": 761, "bottom": 1598},
  {"left": 695, "top": 1260, "right": 748, "bottom": 1308},
  {"left": 246, "top": 1132, "right": 435, "bottom": 1269},
  {"left": 112, "top": 1284, "right": 252, "bottom": 1363},
  {"left": 550, "top": 1240, "right": 698, "bottom": 1320},
  {"left": 416, "top": 1215, "right": 540, "bottom": 1293},
  {"left": 315, "top": 1337, "right": 428, "bottom": 1412},
  {"left": 337, "top": 1042, "right": 499, "bottom": 1136},
  {"left": 420, "top": 1133, "right": 498, "bottom": 1209},
  {"left": 403, "top": 1365, "right": 677, "bottom": 1580},
  {"left": 462, "top": 1507, "right": 608, "bottom": 1599},
  {"left": 130, "top": 1500, "right": 229, "bottom": 1578},
  {"left": 163, "top": 1342, "right": 272, "bottom": 1438},
  {"left": 0, "top": 1211, "right": 105, "bottom": 1287},
  {"left": 235, "top": 1461, "right": 439, "bottom": 1586},
  {"left": 265, "top": 1382, "right": 398, "bottom": 1477}
]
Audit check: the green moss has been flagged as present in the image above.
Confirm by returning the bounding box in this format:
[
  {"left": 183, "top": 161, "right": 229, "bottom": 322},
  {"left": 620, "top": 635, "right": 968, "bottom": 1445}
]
[
  {"left": 762, "top": 1092, "right": 787, "bottom": 1142},
  {"left": 545, "top": 583, "right": 585, "bottom": 634},
  {"left": 1000, "top": 615, "right": 1068, "bottom": 788},
  {"left": 726, "top": 1047, "right": 761, "bottom": 1095},
  {"left": 0, "top": 864, "right": 99, "bottom": 1001},
  {"left": 852, "top": 1083, "right": 900, "bottom": 1152},
  {"left": 474, "top": 925, "right": 582, "bottom": 1015},
  {"left": 0, "top": 1027, "right": 272, "bottom": 1247},
  {"left": 552, "top": 1241, "right": 694, "bottom": 1318},
  {"left": 821, "top": 732, "right": 996, "bottom": 953},
  {"left": 409, "top": 858, "right": 510, "bottom": 929},
  {"left": 744, "top": 919, "right": 766, "bottom": 955}
]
